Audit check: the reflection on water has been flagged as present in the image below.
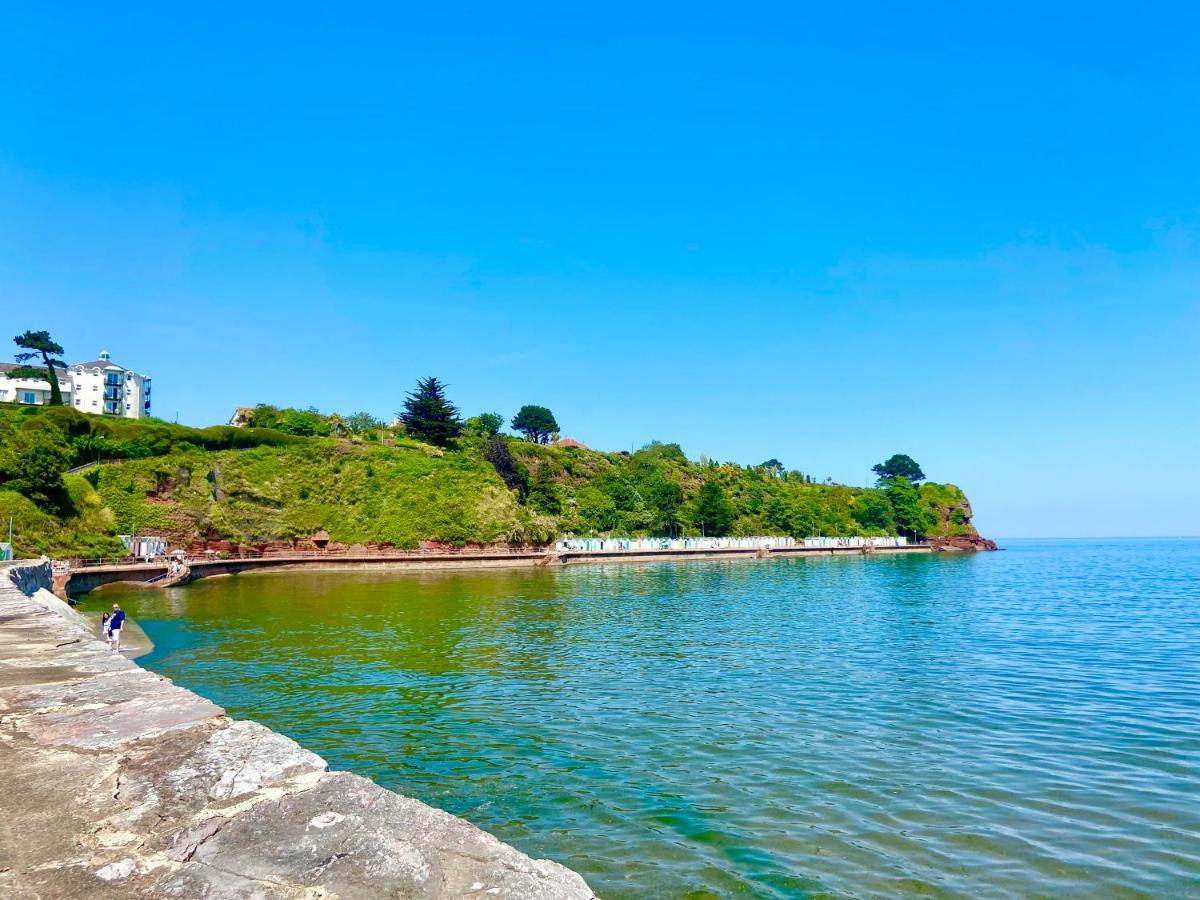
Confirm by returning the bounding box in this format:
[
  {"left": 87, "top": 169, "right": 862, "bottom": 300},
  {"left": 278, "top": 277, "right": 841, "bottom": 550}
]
[{"left": 93, "top": 540, "right": 1200, "bottom": 897}]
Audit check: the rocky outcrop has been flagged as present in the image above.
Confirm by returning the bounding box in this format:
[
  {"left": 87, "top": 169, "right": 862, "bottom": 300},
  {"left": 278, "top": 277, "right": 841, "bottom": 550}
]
[
  {"left": 928, "top": 534, "right": 999, "bottom": 552},
  {"left": 0, "top": 561, "right": 596, "bottom": 899},
  {"left": 920, "top": 484, "right": 997, "bottom": 550}
]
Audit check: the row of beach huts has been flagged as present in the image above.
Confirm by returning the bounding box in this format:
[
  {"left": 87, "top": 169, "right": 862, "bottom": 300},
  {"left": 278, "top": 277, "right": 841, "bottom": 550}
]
[{"left": 554, "top": 535, "right": 911, "bottom": 552}]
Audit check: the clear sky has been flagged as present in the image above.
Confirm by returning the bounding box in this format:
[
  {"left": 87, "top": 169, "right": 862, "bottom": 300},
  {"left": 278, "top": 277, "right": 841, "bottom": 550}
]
[{"left": 2, "top": 3, "right": 1197, "bottom": 538}]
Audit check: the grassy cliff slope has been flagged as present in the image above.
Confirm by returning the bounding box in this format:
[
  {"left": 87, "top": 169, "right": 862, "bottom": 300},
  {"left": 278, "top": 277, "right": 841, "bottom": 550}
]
[{"left": 0, "top": 404, "right": 985, "bottom": 557}]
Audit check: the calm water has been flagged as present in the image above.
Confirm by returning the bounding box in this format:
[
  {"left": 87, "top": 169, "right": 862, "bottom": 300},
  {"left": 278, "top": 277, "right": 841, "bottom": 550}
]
[{"left": 92, "top": 540, "right": 1200, "bottom": 897}]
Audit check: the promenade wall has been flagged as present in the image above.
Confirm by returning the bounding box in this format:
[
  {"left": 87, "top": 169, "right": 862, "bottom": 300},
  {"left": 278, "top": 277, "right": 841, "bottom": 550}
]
[{"left": 60, "top": 540, "right": 933, "bottom": 595}]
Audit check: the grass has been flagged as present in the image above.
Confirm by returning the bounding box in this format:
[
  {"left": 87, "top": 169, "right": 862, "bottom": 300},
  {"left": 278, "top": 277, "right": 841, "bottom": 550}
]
[{"left": 0, "top": 405, "right": 984, "bottom": 556}]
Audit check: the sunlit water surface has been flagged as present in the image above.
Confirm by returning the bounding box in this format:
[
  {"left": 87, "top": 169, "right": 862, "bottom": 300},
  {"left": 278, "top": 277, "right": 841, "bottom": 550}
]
[{"left": 92, "top": 539, "right": 1200, "bottom": 897}]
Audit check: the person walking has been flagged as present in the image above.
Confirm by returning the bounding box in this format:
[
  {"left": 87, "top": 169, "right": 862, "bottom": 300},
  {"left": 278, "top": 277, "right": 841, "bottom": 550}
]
[{"left": 108, "top": 603, "right": 126, "bottom": 653}]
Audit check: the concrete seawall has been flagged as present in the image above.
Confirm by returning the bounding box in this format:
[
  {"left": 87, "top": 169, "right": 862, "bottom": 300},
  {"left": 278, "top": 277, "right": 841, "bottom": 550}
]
[
  {"left": 63, "top": 543, "right": 935, "bottom": 596},
  {"left": 0, "top": 561, "right": 595, "bottom": 898}
]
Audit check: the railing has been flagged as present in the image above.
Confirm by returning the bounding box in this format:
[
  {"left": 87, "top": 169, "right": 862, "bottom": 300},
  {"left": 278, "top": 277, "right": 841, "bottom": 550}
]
[
  {"left": 68, "top": 557, "right": 168, "bottom": 569},
  {"left": 64, "top": 547, "right": 548, "bottom": 568},
  {"left": 66, "top": 458, "right": 124, "bottom": 474},
  {"left": 205, "top": 547, "right": 546, "bottom": 560}
]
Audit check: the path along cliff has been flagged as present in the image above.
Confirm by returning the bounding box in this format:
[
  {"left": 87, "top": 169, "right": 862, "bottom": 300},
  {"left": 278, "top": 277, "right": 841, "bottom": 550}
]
[{"left": 0, "top": 560, "right": 595, "bottom": 899}]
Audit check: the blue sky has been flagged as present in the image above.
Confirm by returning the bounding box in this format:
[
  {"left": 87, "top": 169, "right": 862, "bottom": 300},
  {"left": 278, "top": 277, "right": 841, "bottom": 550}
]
[{"left": 2, "top": 2, "right": 1197, "bottom": 538}]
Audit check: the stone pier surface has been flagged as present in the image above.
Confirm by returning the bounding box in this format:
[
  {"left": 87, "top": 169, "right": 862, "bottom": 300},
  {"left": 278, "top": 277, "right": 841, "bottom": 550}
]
[{"left": 0, "top": 562, "right": 595, "bottom": 899}]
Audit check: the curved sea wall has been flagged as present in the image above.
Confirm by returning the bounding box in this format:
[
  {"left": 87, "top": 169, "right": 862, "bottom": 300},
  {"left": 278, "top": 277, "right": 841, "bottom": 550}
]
[{"left": 0, "top": 561, "right": 595, "bottom": 898}]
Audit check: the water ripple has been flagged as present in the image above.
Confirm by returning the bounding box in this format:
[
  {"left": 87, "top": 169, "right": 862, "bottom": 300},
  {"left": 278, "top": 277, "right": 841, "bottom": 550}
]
[{"left": 96, "top": 538, "right": 1200, "bottom": 898}]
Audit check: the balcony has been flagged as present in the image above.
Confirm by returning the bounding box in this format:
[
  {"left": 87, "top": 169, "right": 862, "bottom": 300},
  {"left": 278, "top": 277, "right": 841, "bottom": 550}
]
[{"left": 103, "top": 389, "right": 123, "bottom": 402}]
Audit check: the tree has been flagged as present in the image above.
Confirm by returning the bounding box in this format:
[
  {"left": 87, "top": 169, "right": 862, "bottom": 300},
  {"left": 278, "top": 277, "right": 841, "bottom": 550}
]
[
  {"left": 464, "top": 412, "right": 504, "bottom": 437},
  {"left": 885, "top": 476, "right": 935, "bottom": 539},
  {"left": 277, "top": 407, "right": 330, "bottom": 436},
  {"left": 646, "top": 474, "right": 685, "bottom": 535},
  {"left": 637, "top": 441, "right": 687, "bottom": 462},
  {"left": 483, "top": 435, "right": 528, "bottom": 498},
  {"left": 10, "top": 330, "right": 68, "bottom": 406},
  {"left": 872, "top": 453, "right": 925, "bottom": 485},
  {"left": 852, "top": 490, "right": 896, "bottom": 533},
  {"left": 346, "top": 411, "right": 383, "bottom": 434},
  {"left": 529, "top": 464, "right": 561, "bottom": 514},
  {"left": 0, "top": 430, "right": 72, "bottom": 511},
  {"left": 245, "top": 404, "right": 332, "bottom": 436},
  {"left": 510, "top": 405, "right": 559, "bottom": 444},
  {"left": 759, "top": 458, "right": 784, "bottom": 477},
  {"left": 691, "top": 480, "right": 735, "bottom": 536},
  {"left": 399, "top": 377, "right": 463, "bottom": 447}
]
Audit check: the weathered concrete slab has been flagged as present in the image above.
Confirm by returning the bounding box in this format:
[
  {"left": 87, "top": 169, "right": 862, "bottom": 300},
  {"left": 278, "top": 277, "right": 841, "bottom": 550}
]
[{"left": 0, "top": 562, "right": 596, "bottom": 898}]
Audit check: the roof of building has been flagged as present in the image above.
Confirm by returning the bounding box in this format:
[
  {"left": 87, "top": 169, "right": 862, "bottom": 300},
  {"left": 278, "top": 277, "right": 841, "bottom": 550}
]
[
  {"left": 554, "top": 437, "right": 589, "bottom": 449},
  {"left": 0, "top": 362, "right": 64, "bottom": 381},
  {"left": 4, "top": 354, "right": 146, "bottom": 378}
]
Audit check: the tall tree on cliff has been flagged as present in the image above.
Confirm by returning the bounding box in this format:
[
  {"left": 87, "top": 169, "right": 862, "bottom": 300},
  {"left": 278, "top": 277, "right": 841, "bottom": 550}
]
[
  {"left": 759, "top": 458, "right": 784, "bottom": 477},
  {"left": 885, "top": 476, "right": 935, "bottom": 539},
  {"left": 872, "top": 453, "right": 925, "bottom": 485},
  {"left": 9, "top": 331, "right": 68, "bottom": 406},
  {"left": 511, "top": 405, "right": 559, "bottom": 444},
  {"left": 398, "top": 377, "right": 463, "bottom": 447},
  {"left": 691, "top": 480, "right": 735, "bottom": 537}
]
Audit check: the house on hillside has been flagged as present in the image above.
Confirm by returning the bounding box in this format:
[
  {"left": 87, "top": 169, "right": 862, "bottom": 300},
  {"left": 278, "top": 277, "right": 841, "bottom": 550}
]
[
  {"left": 0, "top": 362, "right": 73, "bottom": 407},
  {"left": 554, "top": 437, "right": 588, "bottom": 449},
  {"left": 229, "top": 407, "right": 255, "bottom": 427},
  {"left": 67, "top": 352, "right": 152, "bottom": 418},
  {"left": 0, "top": 350, "right": 151, "bottom": 418}
]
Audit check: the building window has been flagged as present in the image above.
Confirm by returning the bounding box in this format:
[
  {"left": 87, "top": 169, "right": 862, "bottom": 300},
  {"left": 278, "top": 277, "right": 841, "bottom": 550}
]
[{"left": 22, "top": 392, "right": 36, "bottom": 404}]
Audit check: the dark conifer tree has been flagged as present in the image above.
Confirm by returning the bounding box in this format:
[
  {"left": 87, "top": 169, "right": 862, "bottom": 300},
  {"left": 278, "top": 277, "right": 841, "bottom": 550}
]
[
  {"left": 510, "top": 405, "right": 559, "bottom": 444},
  {"left": 398, "top": 377, "right": 463, "bottom": 447},
  {"left": 10, "top": 330, "right": 68, "bottom": 406},
  {"left": 483, "top": 435, "right": 528, "bottom": 498},
  {"left": 871, "top": 453, "right": 926, "bottom": 485}
]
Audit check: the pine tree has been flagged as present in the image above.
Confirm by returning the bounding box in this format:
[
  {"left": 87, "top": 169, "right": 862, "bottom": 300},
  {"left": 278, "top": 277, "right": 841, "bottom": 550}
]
[
  {"left": 872, "top": 453, "right": 925, "bottom": 485},
  {"left": 10, "top": 330, "right": 68, "bottom": 406},
  {"left": 510, "top": 405, "right": 559, "bottom": 443},
  {"left": 398, "top": 377, "right": 463, "bottom": 447}
]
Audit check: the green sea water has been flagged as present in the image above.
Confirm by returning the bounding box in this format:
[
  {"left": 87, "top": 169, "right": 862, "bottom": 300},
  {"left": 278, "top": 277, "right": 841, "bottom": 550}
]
[{"left": 91, "top": 539, "right": 1200, "bottom": 897}]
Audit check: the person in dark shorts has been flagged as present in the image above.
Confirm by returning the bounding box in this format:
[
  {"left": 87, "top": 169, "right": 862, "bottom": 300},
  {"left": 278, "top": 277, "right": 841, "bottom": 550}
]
[{"left": 108, "top": 604, "right": 126, "bottom": 652}]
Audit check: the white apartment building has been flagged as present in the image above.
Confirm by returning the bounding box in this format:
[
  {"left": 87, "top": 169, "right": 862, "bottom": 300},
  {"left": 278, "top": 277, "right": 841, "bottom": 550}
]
[
  {"left": 0, "top": 363, "right": 73, "bottom": 407},
  {"left": 69, "top": 352, "right": 152, "bottom": 418},
  {"left": 0, "top": 350, "right": 151, "bottom": 418}
]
